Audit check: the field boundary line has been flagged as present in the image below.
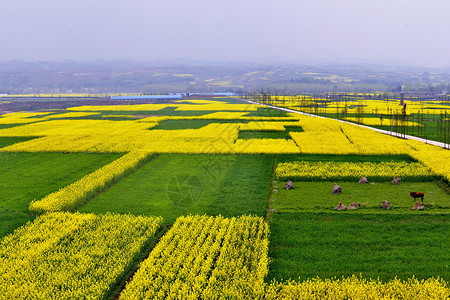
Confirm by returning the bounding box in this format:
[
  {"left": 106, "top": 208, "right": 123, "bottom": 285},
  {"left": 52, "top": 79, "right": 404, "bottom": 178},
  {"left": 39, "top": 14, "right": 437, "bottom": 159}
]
[
  {"left": 111, "top": 224, "right": 169, "bottom": 300},
  {"left": 264, "top": 155, "right": 277, "bottom": 221}
]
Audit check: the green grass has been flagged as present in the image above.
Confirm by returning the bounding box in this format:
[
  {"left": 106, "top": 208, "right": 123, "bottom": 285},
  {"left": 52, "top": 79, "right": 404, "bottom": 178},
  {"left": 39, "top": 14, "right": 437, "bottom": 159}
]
[
  {"left": 0, "top": 152, "right": 122, "bottom": 213},
  {"left": 0, "top": 124, "right": 23, "bottom": 129},
  {"left": 0, "top": 137, "right": 37, "bottom": 148},
  {"left": 0, "top": 210, "right": 35, "bottom": 239},
  {"left": 151, "top": 119, "right": 250, "bottom": 130},
  {"left": 246, "top": 107, "right": 289, "bottom": 117},
  {"left": 272, "top": 181, "right": 449, "bottom": 213},
  {"left": 155, "top": 107, "right": 215, "bottom": 116},
  {"left": 238, "top": 131, "right": 291, "bottom": 139},
  {"left": 238, "top": 126, "right": 303, "bottom": 140},
  {"left": 79, "top": 154, "right": 274, "bottom": 224},
  {"left": 267, "top": 212, "right": 450, "bottom": 282}
]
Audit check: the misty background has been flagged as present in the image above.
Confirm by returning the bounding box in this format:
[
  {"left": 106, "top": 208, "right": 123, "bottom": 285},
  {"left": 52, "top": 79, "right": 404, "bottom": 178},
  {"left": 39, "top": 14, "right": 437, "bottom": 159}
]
[
  {"left": 1, "top": 0, "right": 449, "bottom": 67},
  {"left": 1, "top": 0, "right": 450, "bottom": 95}
]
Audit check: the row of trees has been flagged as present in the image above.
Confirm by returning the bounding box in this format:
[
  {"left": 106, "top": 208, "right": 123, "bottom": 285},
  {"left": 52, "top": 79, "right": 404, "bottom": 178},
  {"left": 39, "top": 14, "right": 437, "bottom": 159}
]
[{"left": 244, "top": 92, "right": 449, "bottom": 148}]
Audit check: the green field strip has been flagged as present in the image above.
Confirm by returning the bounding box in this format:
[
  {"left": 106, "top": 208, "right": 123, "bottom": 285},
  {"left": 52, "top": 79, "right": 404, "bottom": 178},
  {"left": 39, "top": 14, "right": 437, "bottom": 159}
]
[
  {"left": 0, "top": 210, "right": 35, "bottom": 239},
  {"left": 271, "top": 181, "right": 449, "bottom": 213},
  {"left": 79, "top": 154, "right": 273, "bottom": 224},
  {"left": 0, "top": 124, "right": 24, "bottom": 130},
  {"left": 238, "top": 126, "right": 303, "bottom": 139},
  {"left": 245, "top": 107, "right": 290, "bottom": 117},
  {"left": 267, "top": 212, "right": 450, "bottom": 282},
  {"left": 0, "top": 152, "right": 121, "bottom": 213},
  {"left": 0, "top": 137, "right": 37, "bottom": 148},
  {"left": 151, "top": 119, "right": 250, "bottom": 130}
]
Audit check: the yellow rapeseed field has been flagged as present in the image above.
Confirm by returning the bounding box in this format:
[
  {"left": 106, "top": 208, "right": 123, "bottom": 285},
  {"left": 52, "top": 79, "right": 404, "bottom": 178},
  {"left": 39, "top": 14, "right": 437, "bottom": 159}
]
[
  {"left": 0, "top": 98, "right": 448, "bottom": 299},
  {"left": 120, "top": 215, "right": 269, "bottom": 299},
  {"left": 265, "top": 276, "right": 449, "bottom": 300},
  {"left": 275, "top": 161, "right": 435, "bottom": 181},
  {"left": 0, "top": 212, "right": 163, "bottom": 300}
]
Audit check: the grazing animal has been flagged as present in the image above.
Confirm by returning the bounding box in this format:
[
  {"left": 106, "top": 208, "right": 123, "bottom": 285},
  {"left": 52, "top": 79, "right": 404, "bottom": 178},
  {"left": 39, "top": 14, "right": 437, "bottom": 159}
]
[
  {"left": 347, "top": 202, "right": 359, "bottom": 210},
  {"left": 334, "top": 202, "right": 346, "bottom": 210},
  {"left": 409, "top": 191, "right": 424, "bottom": 201},
  {"left": 359, "top": 177, "right": 368, "bottom": 184},
  {"left": 411, "top": 201, "right": 425, "bottom": 210},
  {"left": 382, "top": 200, "right": 391, "bottom": 210},
  {"left": 332, "top": 183, "right": 342, "bottom": 194},
  {"left": 285, "top": 180, "right": 295, "bottom": 190},
  {"left": 392, "top": 176, "right": 401, "bottom": 185}
]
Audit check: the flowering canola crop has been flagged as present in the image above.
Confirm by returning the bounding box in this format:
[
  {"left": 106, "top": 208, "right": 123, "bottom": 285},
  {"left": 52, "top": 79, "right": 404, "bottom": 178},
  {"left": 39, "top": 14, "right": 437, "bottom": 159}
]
[
  {"left": 0, "top": 100, "right": 449, "bottom": 194},
  {"left": 265, "top": 276, "right": 449, "bottom": 300},
  {"left": 275, "top": 161, "right": 435, "bottom": 182},
  {"left": 0, "top": 212, "right": 163, "bottom": 300},
  {"left": 120, "top": 215, "right": 269, "bottom": 299}
]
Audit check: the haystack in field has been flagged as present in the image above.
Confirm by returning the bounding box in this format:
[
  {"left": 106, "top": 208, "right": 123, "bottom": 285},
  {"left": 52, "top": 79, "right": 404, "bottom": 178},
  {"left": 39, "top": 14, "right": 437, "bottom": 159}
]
[
  {"left": 359, "top": 177, "right": 368, "bottom": 184},
  {"left": 285, "top": 180, "right": 295, "bottom": 190},
  {"left": 392, "top": 176, "right": 401, "bottom": 185},
  {"left": 411, "top": 201, "right": 425, "bottom": 210},
  {"left": 382, "top": 200, "right": 391, "bottom": 210},
  {"left": 331, "top": 183, "right": 342, "bottom": 194},
  {"left": 334, "top": 202, "right": 346, "bottom": 210},
  {"left": 347, "top": 202, "right": 359, "bottom": 210}
]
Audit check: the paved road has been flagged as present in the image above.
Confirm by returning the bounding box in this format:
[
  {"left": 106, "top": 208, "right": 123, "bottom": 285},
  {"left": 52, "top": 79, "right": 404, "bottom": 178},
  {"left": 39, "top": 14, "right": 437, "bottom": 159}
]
[{"left": 243, "top": 99, "right": 450, "bottom": 149}]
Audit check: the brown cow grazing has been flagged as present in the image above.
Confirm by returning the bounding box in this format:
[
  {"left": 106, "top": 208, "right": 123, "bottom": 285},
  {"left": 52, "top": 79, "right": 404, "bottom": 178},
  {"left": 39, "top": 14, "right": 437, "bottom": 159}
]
[
  {"left": 392, "top": 176, "right": 401, "bottom": 185},
  {"left": 347, "top": 202, "right": 359, "bottom": 210},
  {"left": 359, "top": 177, "right": 368, "bottom": 184},
  {"left": 334, "top": 202, "right": 346, "bottom": 210},
  {"left": 332, "top": 183, "right": 342, "bottom": 194},
  {"left": 411, "top": 201, "right": 425, "bottom": 210},
  {"left": 285, "top": 180, "right": 295, "bottom": 190},
  {"left": 409, "top": 191, "right": 424, "bottom": 201},
  {"left": 382, "top": 200, "right": 391, "bottom": 210}
]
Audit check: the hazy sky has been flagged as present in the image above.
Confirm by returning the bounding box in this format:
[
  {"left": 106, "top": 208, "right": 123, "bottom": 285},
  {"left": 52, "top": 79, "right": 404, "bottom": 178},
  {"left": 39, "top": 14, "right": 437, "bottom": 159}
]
[{"left": 1, "top": 0, "right": 449, "bottom": 67}]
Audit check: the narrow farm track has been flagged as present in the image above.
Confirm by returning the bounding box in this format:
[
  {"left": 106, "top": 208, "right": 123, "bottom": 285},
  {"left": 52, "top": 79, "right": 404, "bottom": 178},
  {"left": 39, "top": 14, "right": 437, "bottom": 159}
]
[
  {"left": 112, "top": 225, "right": 169, "bottom": 300},
  {"left": 265, "top": 155, "right": 277, "bottom": 221},
  {"left": 243, "top": 99, "right": 450, "bottom": 149}
]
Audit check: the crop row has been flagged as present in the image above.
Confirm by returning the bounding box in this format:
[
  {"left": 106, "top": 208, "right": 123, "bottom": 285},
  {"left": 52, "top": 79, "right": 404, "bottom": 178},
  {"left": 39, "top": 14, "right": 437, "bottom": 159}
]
[
  {"left": 29, "top": 151, "right": 153, "bottom": 213},
  {"left": 120, "top": 215, "right": 269, "bottom": 299},
  {"left": 0, "top": 212, "right": 163, "bottom": 299},
  {"left": 275, "top": 161, "right": 436, "bottom": 182},
  {"left": 265, "top": 276, "right": 449, "bottom": 300}
]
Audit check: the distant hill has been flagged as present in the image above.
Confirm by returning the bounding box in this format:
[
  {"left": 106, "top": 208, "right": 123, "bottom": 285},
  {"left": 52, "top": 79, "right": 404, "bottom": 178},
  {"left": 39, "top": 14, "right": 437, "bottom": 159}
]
[{"left": 0, "top": 60, "right": 449, "bottom": 94}]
